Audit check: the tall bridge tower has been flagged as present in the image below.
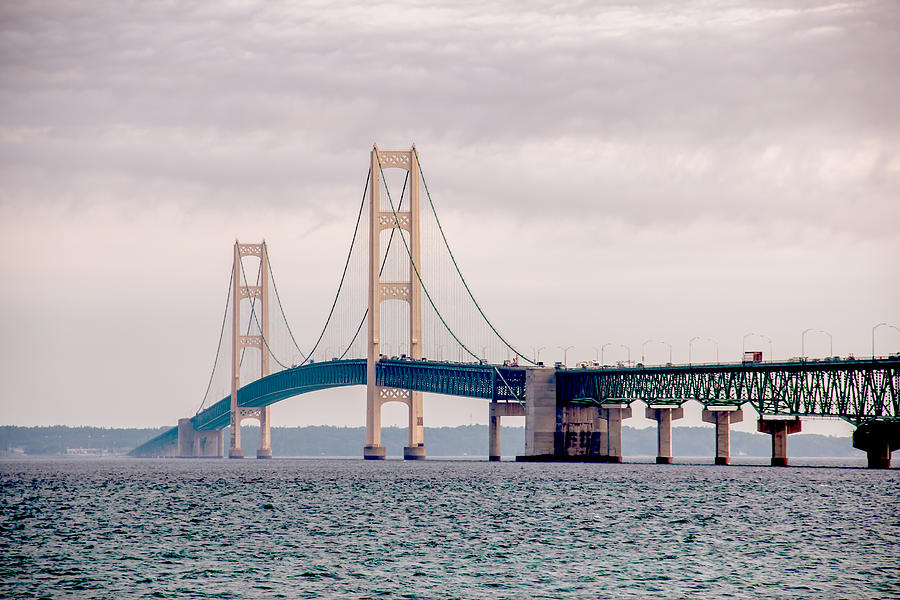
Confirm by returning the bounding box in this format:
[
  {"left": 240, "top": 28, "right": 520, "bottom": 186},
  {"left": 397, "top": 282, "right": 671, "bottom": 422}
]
[
  {"left": 229, "top": 241, "right": 273, "bottom": 459},
  {"left": 364, "top": 145, "right": 426, "bottom": 460}
]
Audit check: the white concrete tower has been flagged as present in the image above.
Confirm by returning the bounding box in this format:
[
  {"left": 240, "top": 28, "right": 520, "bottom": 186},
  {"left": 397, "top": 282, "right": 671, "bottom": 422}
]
[
  {"left": 364, "top": 145, "right": 426, "bottom": 460},
  {"left": 229, "top": 241, "right": 273, "bottom": 459}
]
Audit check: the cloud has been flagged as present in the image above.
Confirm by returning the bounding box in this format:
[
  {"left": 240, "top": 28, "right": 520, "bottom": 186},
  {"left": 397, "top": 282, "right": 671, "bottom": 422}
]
[{"left": 0, "top": 0, "right": 898, "bottom": 235}]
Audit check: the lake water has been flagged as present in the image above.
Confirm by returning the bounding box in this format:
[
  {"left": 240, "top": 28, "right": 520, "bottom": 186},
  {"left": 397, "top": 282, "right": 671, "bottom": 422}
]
[{"left": 2, "top": 458, "right": 898, "bottom": 599}]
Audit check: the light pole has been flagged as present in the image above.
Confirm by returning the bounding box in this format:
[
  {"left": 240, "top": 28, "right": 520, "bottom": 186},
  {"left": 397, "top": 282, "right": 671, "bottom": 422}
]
[
  {"left": 801, "top": 328, "right": 833, "bottom": 358},
  {"left": 742, "top": 332, "right": 773, "bottom": 361},
  {"left": 601, "top": 342, "right": 613, "bottom": 365},
  {"left": 641, "top": 340, "right": 672, "bottom": 365},
  {"left": 602, "top": 343, "right": 632, "bottom": 366},
  {"left": 557, "top": 345, "right": 574, "bottom": 367},
  {"left": 592, "top": 346, "right": 600, "bottom": 362},
  {"left": 532, "top": 346, "right": 546, "bottom": 363},
  {"left": 873, "top": 322, "right": 900, "bottom": 357},
  {"left": 689, "top": 336, "right": 720, "bottom": 364}
]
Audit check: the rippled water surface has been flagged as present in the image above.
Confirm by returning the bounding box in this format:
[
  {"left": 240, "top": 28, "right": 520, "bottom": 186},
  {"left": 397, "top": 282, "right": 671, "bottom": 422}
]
[{"left": 2, "top": 458, "right": 898, "bottom": 599}]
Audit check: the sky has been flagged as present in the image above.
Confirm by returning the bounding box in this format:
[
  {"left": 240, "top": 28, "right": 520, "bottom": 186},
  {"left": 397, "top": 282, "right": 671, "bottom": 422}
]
[{"left": 1, "top": 0, "right": 898, "bottom": 438}]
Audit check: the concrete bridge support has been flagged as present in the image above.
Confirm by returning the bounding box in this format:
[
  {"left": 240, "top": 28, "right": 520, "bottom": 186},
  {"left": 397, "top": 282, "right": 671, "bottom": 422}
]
[
  {"left": 599, "top": 405, "right": 632, "bottom": 463},
  {"left": 702, "top": 407, "right": 743, "bottom": 465},
  {"left": 364, "top": 389, "right": 426, "bottom": 460},
  {"left": 646, "top": 405, "right": 684, "bottom": 464},
  {"left": 489, "top": 401, "right": 526, "bottom": 461},
  {"left": 852, "top": 420, "right": 899, "bottom": 469},
  {"left": 257, "top": 406, "right": 272, "bottom": 459},
  {"left": 758, "top": 417, "right": 802, "bottom": 466},
  {"left": 518, "top": 369, "right": 628, "bottom": 462},
  {"left": 554, "top": 405, "right": 607, "bottom": 458},
  {"left": 521, "top": 368, "right": 557, "bottom": 458},
  {"left": 178, "top": 419, "right": 224, "bottom": 458}
]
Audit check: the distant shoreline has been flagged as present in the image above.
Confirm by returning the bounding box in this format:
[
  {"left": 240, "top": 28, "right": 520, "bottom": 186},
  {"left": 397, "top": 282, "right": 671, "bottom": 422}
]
[{"left": 1, "top": 424, "right": 864, "bottom": 458}]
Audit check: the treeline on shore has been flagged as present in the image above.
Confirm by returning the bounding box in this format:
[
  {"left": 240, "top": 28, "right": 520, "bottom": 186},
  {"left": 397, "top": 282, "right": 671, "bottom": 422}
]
[{"left": 1, "top": 425, "right": 862, "bottom": 458}]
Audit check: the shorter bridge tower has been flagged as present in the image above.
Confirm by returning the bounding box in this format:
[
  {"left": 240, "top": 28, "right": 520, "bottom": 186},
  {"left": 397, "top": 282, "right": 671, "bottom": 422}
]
[
  {"left": 229, "top": 241, "right": 273, "bottom": 459},
  {"left": 365, "top": 145, "right": 426, "bottom": 460}
]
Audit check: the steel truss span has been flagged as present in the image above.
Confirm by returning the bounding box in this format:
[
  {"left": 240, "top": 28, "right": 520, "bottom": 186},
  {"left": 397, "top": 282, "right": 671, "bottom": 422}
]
[{"left": 556, "top": 358, "right": 900, "bottom": 425}]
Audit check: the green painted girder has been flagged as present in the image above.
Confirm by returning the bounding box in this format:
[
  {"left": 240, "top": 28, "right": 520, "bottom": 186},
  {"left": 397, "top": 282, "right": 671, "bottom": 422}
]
[
  {"left": 132, "top": 358, "right": 527, "bottom": 455},
  {"left": 127, "top": 425, "right": 177, "bottom": 457},
  {"left": 190, "top": 359, "right": 526, "bottom": 431},
  {"left": 377, "top": 359, "right": 526, "bottom": 401},
  {"left": 556, "top": 357, "right": 900, "bottom": 425}
]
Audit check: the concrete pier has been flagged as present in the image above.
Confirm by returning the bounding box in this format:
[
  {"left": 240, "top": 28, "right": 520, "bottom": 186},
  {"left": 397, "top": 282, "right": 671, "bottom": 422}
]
[
  {"left": 489, "top": 401, "right": 526, "bottom": 461},
  {"left": 701, "top": 407, "right": 743, "bottom": 465},
  {"left": 646, "top": 405, "right": 684, "bottom": 464},
  {"left": 364, "top": 444, "right": 386, "bottom": 460},
  {"left": 854, "top": 423, "right": 895, "bottom": 469},
  {"left": 518, "top": 368, "right": 635, "bottom": 462},
  {"left": 600, "top": 405, "right": 632, "bottom": 462},
  {"left": 522, "top": 368, "right": 557, "bottom": 458},
  {"left": 404, "top": 444, "right": 426, "bottom": 460},
  {"left": 852, "top": 420, "right": 898, "bottom": 469},
  {"left": 554, "top": 405, "right": 607, "bottom": 458},
  {"left": 256, "top": 406, "right": 272, "bottom": 458},
  {"left": 757, "top": 417, "right": 802, "bottom": 466},
  {"left": 178, "top": 419, "right": 224, "bottom": 458}
]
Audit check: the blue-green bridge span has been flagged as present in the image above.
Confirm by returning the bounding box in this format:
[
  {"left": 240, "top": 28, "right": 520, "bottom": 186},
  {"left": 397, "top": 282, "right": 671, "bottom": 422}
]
[{"left": 131, "top": 357, "right": 899, "bottom": 458}]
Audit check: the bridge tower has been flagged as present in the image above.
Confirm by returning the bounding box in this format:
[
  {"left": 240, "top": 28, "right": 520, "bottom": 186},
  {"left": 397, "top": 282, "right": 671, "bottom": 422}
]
[
  {"left": 229, "top": 241, "right": 273, "bottom": 459},
  {"left": 364, "top": 145, "right": 426, "bottom": 460}
]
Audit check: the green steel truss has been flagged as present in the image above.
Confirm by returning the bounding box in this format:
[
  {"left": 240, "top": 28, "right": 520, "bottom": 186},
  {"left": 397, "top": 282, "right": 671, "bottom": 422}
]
[
  {"left": 133, "top": 359, "right": 527, "bottom": 454},
  {"left": 556, "top": 358, "right": 900, "bottom": 425},
  {"left": 131, "top": 358, "right": 897, "bottom": 456}
]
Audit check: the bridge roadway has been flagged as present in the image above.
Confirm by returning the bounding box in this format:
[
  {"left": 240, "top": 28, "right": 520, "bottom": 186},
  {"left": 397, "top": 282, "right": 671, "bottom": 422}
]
[{"left": 131, "top": 356, "right": 900, "bottom": 463}]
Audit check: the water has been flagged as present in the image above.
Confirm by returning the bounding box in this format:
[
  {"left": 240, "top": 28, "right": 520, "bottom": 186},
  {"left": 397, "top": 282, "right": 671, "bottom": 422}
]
[{"left": 2, "top": 458, "right": 898, "bottom": 599}]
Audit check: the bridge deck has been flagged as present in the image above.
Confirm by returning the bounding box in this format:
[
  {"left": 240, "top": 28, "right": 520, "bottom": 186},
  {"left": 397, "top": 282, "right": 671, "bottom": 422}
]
[{"left": 130, "top": 357, "right": 899, "bottom": 456}]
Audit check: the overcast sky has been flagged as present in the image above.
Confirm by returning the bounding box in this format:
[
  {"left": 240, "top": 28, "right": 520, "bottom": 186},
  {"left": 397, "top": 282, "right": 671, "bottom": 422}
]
[{"left": 1, "top": 1, "right": 898, "bottom": 438}]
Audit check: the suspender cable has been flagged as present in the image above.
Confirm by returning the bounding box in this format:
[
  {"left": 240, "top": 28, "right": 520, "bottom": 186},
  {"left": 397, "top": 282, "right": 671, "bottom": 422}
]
[
  {"left": 375, "top": 147, "right": 481, "bottom": 363},
  {"left": 337, "top": 173, "right": 409, "bottom": 360},
  {"left": 239, "top": 257, "right": 291, "bottom": 371},
  {"left": 299, "top": 169, "right": 370, "bottom": 365},
  {"left": 266, "top": 252, "right": 308, "bottom": 363},
  {"left": 194, "top": 264, "right": 234, "bottom": 415},
  {"left": 413, "top": 148, "right": 536, "bottom": 365}
]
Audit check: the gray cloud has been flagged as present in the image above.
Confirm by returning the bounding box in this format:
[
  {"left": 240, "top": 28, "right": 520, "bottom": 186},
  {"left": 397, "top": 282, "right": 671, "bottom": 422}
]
[{"left": 1, "top": 0, "right": 898, "bottom": 234}]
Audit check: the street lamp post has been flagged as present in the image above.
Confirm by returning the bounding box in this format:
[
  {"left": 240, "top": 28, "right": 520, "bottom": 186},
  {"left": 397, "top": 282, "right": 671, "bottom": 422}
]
[
  {"left": 601, "top": 342, "right": 612, "bottom": 365},
  {"left": 742, "top": 332, "right": 773, "bottom": 361},
  {"left": 872, "top": 322, "right": 900, "bottom": 357},
  {"left": 592, "top": 346, "right": 600, "bottom": 362},
  {"left": 642, "top": 340, "right": 673, "bottom": 365},
  {"left": 557, "top": 345, "right": 574, "bottom": 367},
  {"left": 801, "top": 328, "right": 833, "bottom": 358},
  {"left": 533, "top": 346, "right": 546, "bottom": 363},
  {"left": 601, "top": 343, "right": 631, "bottom": 366},
  {"left": 689, "top": 336, "right": 720, "bottom": 364}
]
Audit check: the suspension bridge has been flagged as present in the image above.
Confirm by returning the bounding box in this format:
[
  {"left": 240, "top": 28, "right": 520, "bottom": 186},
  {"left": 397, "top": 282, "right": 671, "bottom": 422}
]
[{"left": 131, "top": 146, "right": 900, "bottom": 468}]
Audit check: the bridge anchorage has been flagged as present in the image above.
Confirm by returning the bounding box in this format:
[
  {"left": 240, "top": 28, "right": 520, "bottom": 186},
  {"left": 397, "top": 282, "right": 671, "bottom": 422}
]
[{"left": 130, "top": 145, "right": 900, "bottom": 468}]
